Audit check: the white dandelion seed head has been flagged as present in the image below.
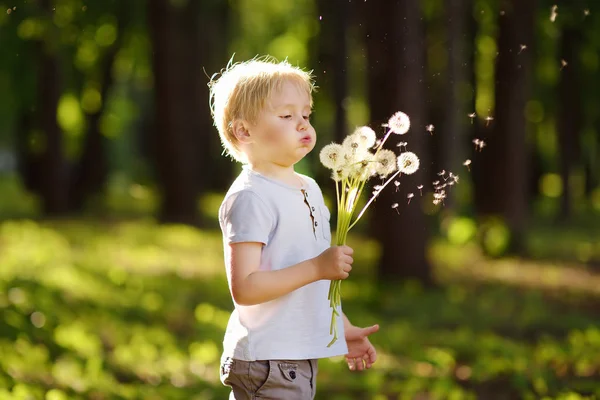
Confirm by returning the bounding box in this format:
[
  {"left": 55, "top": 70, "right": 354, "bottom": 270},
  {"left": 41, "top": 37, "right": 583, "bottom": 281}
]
[
  {"left": 397, "top": 152, "right": 420, "bottom": 175},
  {"left": 391, "top": 203, "right": 399, "bottom": 209},
  {"left": 463, "top": 159, "right": 471, "bottom": 166},
  {"left": 407, "top": 193, "right": 414, "bottom": 199},
  {"left": 343, "top": 133, "right": 371, "bottom": 157},
  {"left": 353, "top": 126, "right": 377, "bottom": 149},
  {"left": 347, "top": 152, "right": 376, "bottom": 181},
  {"left": 387, "top": 111, "right": 411, "bottom": 135},
  {"left": 331, "top": 167, "right": 350, "bottom": 182},
  {"left": 319, "top": 143, "right": 346, "bottom": 170},
  {"left": 374, "top": 149, "right": 397, "bottom": 177}
]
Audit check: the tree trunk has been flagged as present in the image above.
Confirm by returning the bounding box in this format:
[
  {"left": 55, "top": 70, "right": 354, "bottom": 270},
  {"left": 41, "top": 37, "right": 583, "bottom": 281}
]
[
  {"left": 557, "top": 27, "right": 582, "bottom": 221},
  {"left": 69, "top": 34, "right": 123, "bottom": 211},
  {"left": 148, "top": 0, "right": 202, "bottom": 225},
  {"left": 366, "top": 0, "right": 432, "bottom": 285},
  {"left": 198, "top": 0, "right": 234, "bottom": 193},
  {"left": 475, "top": 0, "right": 535, "bottom": 252},
  {"left": 442, "top": 0, "right": 471, "bottom": 209},
  {"left": 36, "top": 0, "right": 69, "bottom": 215}
]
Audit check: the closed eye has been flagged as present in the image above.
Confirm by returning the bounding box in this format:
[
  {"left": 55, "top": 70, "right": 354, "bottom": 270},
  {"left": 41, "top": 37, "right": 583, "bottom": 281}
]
[{"left": 280, "top": 115, "right": 292, "bottom": 119}]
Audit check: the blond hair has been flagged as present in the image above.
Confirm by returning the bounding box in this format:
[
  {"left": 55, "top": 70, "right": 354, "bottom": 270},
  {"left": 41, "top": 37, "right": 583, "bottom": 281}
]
[{"left": 208, "top": 56, "right": 316, "bottom": 163}]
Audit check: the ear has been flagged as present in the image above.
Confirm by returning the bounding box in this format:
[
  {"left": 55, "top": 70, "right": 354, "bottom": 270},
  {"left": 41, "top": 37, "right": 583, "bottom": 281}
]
[{"left": 232, "top": 120, "right": 253, "bottom": 144}]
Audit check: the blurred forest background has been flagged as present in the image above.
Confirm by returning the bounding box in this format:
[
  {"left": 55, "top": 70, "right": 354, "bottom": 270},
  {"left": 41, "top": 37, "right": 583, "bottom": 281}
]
[{"left": 1, "top": 0, "right": 599, "bottom": 399}]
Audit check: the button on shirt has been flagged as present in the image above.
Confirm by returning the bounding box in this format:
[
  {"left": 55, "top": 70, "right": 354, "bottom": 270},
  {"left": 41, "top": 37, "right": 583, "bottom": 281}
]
[{"left": 218, "top": 166, "right": 348, "bottom": 361}]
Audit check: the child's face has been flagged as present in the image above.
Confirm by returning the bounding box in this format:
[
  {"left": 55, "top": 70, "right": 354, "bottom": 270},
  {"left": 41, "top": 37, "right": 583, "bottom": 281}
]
[{"left": 246, "top": 80, "right": 315, "bottom": 167}]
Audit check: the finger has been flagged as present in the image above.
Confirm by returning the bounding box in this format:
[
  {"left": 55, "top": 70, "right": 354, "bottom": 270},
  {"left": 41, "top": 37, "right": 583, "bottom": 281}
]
[
  {"left": 343, "top": 246, "right": 354, "bottom": 256},
  {"left": 347, "top": 357, "right": 356, "bottom": 371},
  {"left": 361, "top": 324, "right": 379, "bottom": 337},
  {"left": 356, "top": 358, "right": 365, "bottom": 371},
  {"left": 344, "top": 255, "right": 354, "bottom": 265},
  {"left": 343, "top": 264, "right": 352, "bottom": 273},
  {"left": 368, "top": 346, "right": 377, "bottom": 364},
  {"left": 362, "top": 354, "right": 371, "bottom": 369}
]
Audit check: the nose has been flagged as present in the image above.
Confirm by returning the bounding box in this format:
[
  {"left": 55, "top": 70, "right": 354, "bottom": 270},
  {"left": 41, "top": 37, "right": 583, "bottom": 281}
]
[{"left": 298, "top": 118, "right": 308, "bottom": 131}]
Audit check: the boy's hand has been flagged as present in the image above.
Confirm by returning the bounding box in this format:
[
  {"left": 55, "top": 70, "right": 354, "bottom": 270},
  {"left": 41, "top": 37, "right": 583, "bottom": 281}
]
[
  {"left": 345, "top": 324, "right": 379, "bottom": 371},
  {"left": 314, "top": 245, "right": 354, "bottom": 280}
]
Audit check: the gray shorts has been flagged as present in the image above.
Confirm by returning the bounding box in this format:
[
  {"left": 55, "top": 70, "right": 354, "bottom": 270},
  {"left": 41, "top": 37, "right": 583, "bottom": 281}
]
[{"left": 220, "top": 357, "right": 318, "bottom": 399}]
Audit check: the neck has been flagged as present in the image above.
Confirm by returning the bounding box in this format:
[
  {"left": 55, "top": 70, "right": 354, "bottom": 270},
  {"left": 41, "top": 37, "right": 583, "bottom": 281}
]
[{"left": 247, "top": 160, "right": 303, "bottom": 188}]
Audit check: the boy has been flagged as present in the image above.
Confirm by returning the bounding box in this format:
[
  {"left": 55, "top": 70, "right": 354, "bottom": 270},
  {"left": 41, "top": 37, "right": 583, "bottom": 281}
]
[{"left": 209, "top": 57, "right": 379, "bottom": 399}]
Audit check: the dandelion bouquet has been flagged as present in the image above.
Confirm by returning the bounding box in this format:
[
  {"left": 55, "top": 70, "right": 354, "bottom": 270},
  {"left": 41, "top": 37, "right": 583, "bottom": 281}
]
[{"left": 320, "top": 111, "right": 420, "bottom": 347}]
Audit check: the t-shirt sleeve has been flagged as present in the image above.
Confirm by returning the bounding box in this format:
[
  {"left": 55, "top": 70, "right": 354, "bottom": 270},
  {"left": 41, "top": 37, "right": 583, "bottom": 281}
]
[{"left": 221, "top": 190, "right": 275, "bottom": 245}]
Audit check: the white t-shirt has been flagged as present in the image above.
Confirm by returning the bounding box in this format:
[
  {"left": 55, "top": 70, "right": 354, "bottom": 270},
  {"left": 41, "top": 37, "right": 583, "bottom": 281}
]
[{"left": 218, "top": 165, "right": 348, "bottom": 361}]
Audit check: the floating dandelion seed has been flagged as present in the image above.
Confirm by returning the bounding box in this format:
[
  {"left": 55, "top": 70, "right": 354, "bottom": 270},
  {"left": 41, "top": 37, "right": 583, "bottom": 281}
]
[
  {"left": 463, "top": 159, "right": 471, "bottom": 171},
  {"left": 394, "top": 181, "right": 400, "bottom": 192},
  {"left": 391, "top": 203, "right": 400, "bottom": 214},
  {"left": 433, "top": 199, "right": 441, "bottom": 206},
  {"left": 584, "top": 9, "right": 590, "bottom": 16},
  {"left": 397, "top": 152, "right": 420, "bottom": 175},
  {"left": 417, "top": 185, "right": 424, "bottom": 196},
  {"left": 550, "top": 5, "right": 558, "bottom": 22},
  {"left": 561, "top": 59, "right": 568, "bottom": 70},
  {"left": 6, "top": 8, "right": 11, "bottom": 14},
  {"left": 478, "top": 140, "right": 486, "bottom": 152},
  {"left": 407, "top": 193, "right": 414, "bottom": 204},
  {"left": 396, "top": 141, "right": 408, "bottom": 152},
  {"left": 519, "top": 44, "right": 527, "bottom": 54},
  {"left": 438, "top": 170, "right": 446, "bottom": 177},
  {"left": 433, "top": 180, "right": 440, "bottom": 186},
  {"left": 485, "top": 115, "right": 494, "bottom": 126},
  {"left": 387, "top": 111, "right": 411, "bottom": 135},
  {"left": 468, "top": 112, "right": 476, "bottom": 124},
  {"left": 319, "top": 15, "right": 323, "bottom": 20},
  {"left": 426, "top": 124, "right": 435, "bottom": 135}
]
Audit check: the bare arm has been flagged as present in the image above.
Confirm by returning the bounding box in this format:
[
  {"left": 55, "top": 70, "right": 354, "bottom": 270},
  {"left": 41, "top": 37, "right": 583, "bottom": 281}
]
[
  {"left": 227, "top": 242, "right": 353, "bottom": 306},
  {"left": 342, "top": 312, "right": 354, "bottom": 331}
]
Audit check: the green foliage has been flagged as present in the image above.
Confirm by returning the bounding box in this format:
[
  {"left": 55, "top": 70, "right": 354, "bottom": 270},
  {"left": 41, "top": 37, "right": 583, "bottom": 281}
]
[{"left": 1, "top": 219, "right": 599, "bottom": 399}]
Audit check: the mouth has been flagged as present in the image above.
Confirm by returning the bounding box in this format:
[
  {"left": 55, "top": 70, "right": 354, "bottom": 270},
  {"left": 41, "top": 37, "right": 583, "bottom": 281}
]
[{"left": 300, "top": 135, "right": 313, "bottom": 144}]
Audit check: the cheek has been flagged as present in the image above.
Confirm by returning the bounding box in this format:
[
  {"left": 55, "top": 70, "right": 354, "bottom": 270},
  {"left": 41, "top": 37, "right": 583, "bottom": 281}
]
[{"left": 263, "top": 130, "right": 283, "bottom": 145}]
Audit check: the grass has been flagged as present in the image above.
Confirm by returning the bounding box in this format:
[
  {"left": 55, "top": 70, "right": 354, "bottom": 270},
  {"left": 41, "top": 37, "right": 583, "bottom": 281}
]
[
  {"left": 0, "top": 218, "right": 599, "bottom": 400},
  {"left": 1, "top": 174, "right": 599, "bottom": 398}
]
